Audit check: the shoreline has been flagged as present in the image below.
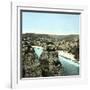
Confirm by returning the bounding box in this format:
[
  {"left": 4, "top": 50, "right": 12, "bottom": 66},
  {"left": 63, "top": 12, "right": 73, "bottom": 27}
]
[
  {"left": 31, "top": 46, "right": 79, "bottom": 64},
  {"left": 58, "top": 50, "right": 79, "bottom": 64}
]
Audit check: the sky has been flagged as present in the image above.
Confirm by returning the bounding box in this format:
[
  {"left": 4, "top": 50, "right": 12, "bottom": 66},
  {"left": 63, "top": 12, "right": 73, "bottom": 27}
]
[{"left": 22, "top": 11, "right": 80, "bottom": 35}]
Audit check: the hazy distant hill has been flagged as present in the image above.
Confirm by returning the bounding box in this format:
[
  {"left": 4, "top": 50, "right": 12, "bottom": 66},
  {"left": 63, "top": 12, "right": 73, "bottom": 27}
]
[
  {"left": 22, "top": 33, "right": 79, "bottom": 41},
  {"left": 54, "top": 34, "right": 79, "bottom": 41}
]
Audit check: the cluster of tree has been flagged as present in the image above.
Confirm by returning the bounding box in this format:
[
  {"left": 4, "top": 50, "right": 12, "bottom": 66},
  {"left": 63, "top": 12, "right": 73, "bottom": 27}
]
[
  {"left": 22, "top": 37, "right": 64, "bottom": 77},
  {"left": 22, "top": 33, "right": 79, "bottom": 60}
]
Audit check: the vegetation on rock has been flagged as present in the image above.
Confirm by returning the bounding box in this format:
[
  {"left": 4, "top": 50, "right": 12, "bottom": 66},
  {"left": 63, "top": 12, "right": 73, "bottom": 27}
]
[{"left": 21, "top": 33, "right": 79, "bottom": 77}]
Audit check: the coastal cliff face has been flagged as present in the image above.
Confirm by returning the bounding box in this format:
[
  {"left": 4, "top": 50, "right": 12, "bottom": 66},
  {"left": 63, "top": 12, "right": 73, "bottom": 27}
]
[{"left": 21, "top": 33, "right": 79, "bottom": 77}]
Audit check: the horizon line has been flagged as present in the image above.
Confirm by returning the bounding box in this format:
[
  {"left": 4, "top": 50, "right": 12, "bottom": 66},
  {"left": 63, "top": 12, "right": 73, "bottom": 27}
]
[{"left": 22, "top": 32, "right": 79, "bottom": 35}]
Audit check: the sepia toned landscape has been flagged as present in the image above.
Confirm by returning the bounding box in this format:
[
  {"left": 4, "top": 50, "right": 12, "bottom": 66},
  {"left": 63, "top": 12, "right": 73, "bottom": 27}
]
[{"left": 21, "top": 33, "right": 79, "bottom": 77}]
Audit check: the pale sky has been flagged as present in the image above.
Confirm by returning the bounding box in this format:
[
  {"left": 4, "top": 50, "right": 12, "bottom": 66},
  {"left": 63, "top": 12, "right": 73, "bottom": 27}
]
[{"left": 22, "top": 11, "right": 80, "bottom": 35}]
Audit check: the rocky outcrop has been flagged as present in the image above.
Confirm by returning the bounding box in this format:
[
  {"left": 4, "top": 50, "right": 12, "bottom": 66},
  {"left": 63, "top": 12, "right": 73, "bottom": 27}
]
[
  {"left": 21, "top": 33, "right": 79, "bottom": 77},
  {"left": 39, "top": 51, "right": 64, "bottom": 76},
  {"left": 22, "top": 38, "right": 64, "bottom": 77}
]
